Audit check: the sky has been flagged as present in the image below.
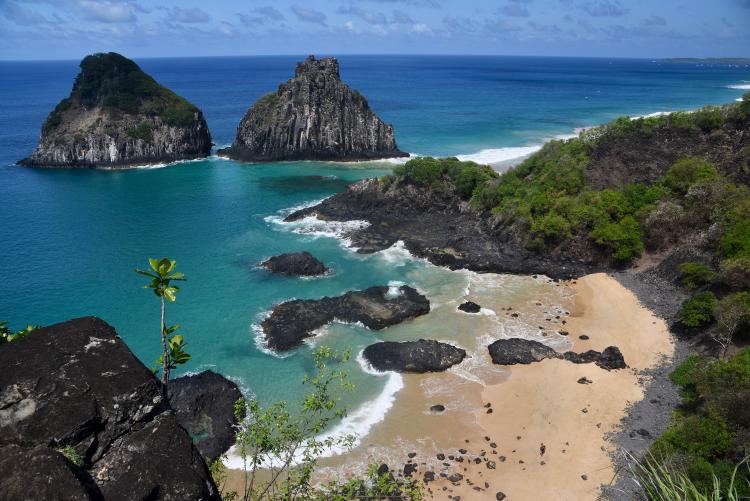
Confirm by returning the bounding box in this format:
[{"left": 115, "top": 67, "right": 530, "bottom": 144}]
[{"left": 0, "top": 0, "right": 749, "bottom": 60}]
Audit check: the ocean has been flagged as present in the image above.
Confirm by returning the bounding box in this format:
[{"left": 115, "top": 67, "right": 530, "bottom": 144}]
[{"left": 1, "top": 55, "right": 748, "bottom": 458}]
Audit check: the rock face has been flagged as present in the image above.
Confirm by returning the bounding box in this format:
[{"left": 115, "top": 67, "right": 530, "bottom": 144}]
[
  {"left": 261, "top": 285, "right": 430, "bottom": 351},
  {"left": 0, "top": 317, "right": 220, "bottom": 500},
  {"left": 261, "top": 251, "right": 329, "bottom": 276},
  {"left": 487, "top": 338, "right": 627, "bottom": 370},
  {"left": 218, "top": 55, "right": 408, "bottom": 162},
  {"left": 169, "top": 370, "right": 243, "bottom": 461},
  {"left": 362, "top": 339, "right": 466, "bottom": 373},
  {"left": 20, "top": 52, "right": 211, "bottom": 168}
]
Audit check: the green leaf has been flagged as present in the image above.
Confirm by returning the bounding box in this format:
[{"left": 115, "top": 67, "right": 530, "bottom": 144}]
[{"left": 148, "top": 258, "right": 160, "bottom": 272}]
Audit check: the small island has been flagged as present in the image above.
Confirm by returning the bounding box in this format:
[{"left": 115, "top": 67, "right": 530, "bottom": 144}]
[
  {"left": 218, "top": 55, "right": 408, "bottom": 162},
  {"left": 19, "top": 52, "right": 212, "bottom": 169}
]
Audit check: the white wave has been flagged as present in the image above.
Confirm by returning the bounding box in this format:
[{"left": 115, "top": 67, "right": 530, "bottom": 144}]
[
  {"left": 376, "top": 240, "right": 418, "bottom": 267},
  {"left": 728, "top": 83, "right": 750, "bottom": 90},
  {"left": 456, "top": 145, "right": 542, "bottom": 165},
  {"left": 386, "top": 280, "right": 405, "bottom": 298},
  {"left": 738, "top": 98, "right": 745, "bottom": 102},
  {"left": 265, "top": 213, "right": 370, "bottom": 250},
  {"left": 632, "top": 111, "right": 672, "bottom": 120},
  {"left": 223, "top": 354, "right": 404, "bottom": 469},
  {"left": 251, "top": 312, "right": 293, "bottom": 359}
]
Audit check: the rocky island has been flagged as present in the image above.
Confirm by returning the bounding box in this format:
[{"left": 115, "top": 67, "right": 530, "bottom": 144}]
[
  {"left": 19, "top": 52, "right": 212, "bottom": 168},
  {"left": 261, "top": 251, "right": 329, "bottom": 276},
  {"left": 218, "top": 55, "right": 407, "bottom": 162}
]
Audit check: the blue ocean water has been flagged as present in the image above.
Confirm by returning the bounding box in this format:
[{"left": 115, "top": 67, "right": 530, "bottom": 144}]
[{"left": 1, "top": 55, "right": 749, "bottom": 434}]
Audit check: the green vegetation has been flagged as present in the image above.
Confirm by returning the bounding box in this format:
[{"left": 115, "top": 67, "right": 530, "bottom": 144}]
[
  {"left": 662, "top": 157, "right": 718, "bottom": 195},
  {"left": 677, "top": 292, "right": 718, "bottom": 329},
  {"left": 0, "top": 321, "right": 35, "bottom": 344},
  {"left": 43, "top": 52, "right": 199, "bottom": 131},
  {"left": 647, "top": 349, "right": 750, "bottom": 497},
  {"left": 679, "top": 262, "right": 718, "bottom": 289},
  {"left": 135, "top": 258, "right": 190, "bottom": 393},
  {"left": 393, "top": 157, "right": 498, "bottom": 199},
  {"left": 219, "top": 346, "right": 424, "bottom": 501},
  {"left": 713, "top": 292, "right": 750, "bottom": 358},
  {"left": 56, "top": 445, "right": 84, "bottom": 468}
]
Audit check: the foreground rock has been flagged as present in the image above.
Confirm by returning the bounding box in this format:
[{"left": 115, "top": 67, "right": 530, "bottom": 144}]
[
  {"left": 0, "top": 317, "right": 220, "bottom": 500},
  {"left": 261, "top": 251, "right": 329, "bottom": 276},
  {"left": 458, "top": 301, "right": 482, "bottom": 313},
  {"left": 362, "top": 339, "right": 466, "bottom": 373},
  {"left": 169, "top": 370, "right": 243, "bottom": 461},
  {"left": 218, "top": 55, "right": 407, "bottom": 162},
  {"left": 20, "top": 52, "right": 211, "bottom": 168},
  {"left": 262, "top": 285, "right": 430, "bottom": 351},
  {"left": 488, "top": 338, "right": 626, "bottom": 370}
]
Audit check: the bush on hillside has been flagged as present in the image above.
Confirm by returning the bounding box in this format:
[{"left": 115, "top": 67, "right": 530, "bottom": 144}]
[
  {"left": 678, "top": 262, "right": 717, "bottom": 289},
  {"left": 663, "top": 157, "right": 719, "bottom": 195},
  {"left": 677, "top": 292, "right": 717, "bottom": 329}
]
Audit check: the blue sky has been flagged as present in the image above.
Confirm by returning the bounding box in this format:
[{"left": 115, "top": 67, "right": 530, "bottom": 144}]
[{"left": 1, "top": 0, "right": 748, "bottom": 60}]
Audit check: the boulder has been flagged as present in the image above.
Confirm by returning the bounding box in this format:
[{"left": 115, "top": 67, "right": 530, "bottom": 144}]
[
  {"left": 218, "top": 55, "right": 407, "bottom": 162},
  {"left": 362, "top": 340, "right": 466, "bottom": 373},
  {"left": 0, "top": 317, "right": 220, "bottom": 500},
  {"left": 169, "top": 370, "right": 243, "bottom": 461},
  {"left": 261, "top": 251, "right": 328, "bottom": 276},
  {"left": 488, "top": 338, "right": 627, "bottom": 370},
  {"left": 458, "top": 301, "right": 481, "bottom": 313},
  {"left": 20, "top": 53, "right": 211, "bottom": 169},
  {"left": 262, "top": 285, "right": 430, "bottom": 351}
]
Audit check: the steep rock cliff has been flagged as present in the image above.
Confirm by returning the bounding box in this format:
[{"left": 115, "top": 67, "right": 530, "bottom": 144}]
[
  {"left": 218, "top": 55, "right": 407, "bottom": 162},
  {"left": 20, "top": 52, "right": 212, "bottom": 168}
]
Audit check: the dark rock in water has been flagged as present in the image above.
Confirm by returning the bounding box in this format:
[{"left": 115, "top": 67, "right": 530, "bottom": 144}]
[
  {"left": 261, "top": 251, "right": 328, "bottom": 277},
  {"left": 430, "top": 404, "right": 446, "bottom": 413},
  {"left": 19, "top": 53, "right": 211, "bottom": 169},
  {"left": 458, "top": 301, "right": 481, "bottom": 313},
  {"left": 0, "top": 317, "right": 219, "bottom": 500},
  {"left": 487, "top": 338, "right": 558, "bottom": 365},
  {"left": 0, "top": 444, "right": 93, "bottom": 500},
  {"left": 218, "top": 55, "right": 407, "bottom": 162},
  {"left": 362, "top": 339, "right": 466, "bottom": 373},
  {"left": 262, "top": 285, "right": 430, "bottom": 351},
  {"left": 487, "top": 338, "right": 627, "bottom": 370},
  {"left": 169, "top": 370, "right": 243, "bottom": 461}
]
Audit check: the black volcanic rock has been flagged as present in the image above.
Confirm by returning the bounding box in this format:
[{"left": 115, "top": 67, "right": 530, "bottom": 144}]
[
  {"left": 362, "top": 339, "right": 466, "bottom": 373},
  {"left": 261, "top": 285, "right": 430, "bottom": 351},
  {"left": 458, "top": 301, "right": 482, "bottom": 313},
  {"left": 20, "top": 52, "right": 211, "bottom": 168},
  {"left": 262, "top": 251, "right": 329, "bottom": 276},
  {"left": 0, "top": 317, "right": 219, "bottom": 500},
  {"left": 218, "top": 55, "right": 408, "bottom": 162},
  {"left": 169, "top": 370, "right": 243, "bottom": 461},
  {"left": 488, "top": 338, "right": 627, "bottom": 370}
]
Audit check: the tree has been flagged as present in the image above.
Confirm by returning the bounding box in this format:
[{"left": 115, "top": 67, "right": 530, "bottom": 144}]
[
  {"left": 713, "top": 292, "right": 750, "bottom": 359},
  {"left": 135, "top": 258, "right": 190, "bottom": 394}
]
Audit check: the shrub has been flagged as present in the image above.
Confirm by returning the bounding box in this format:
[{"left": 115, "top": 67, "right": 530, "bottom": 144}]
[
  {"left": 677, "top": 292, "right": 717, "bottom": 329},
  {"left": 692, "top": 106, "right": 725, "bottom": 131},
  {"left": 678, "top": 262, "right": 717, "bottom": 289},
  {"left": 126, "top": 121, "right": 153, "bottom": 143},
  {"left": 589, "top": 215, "right": 644, "bottom": 262},
  {"left": 719, "top": 219, "right": 750, "bottom": 259},
  {"left": 719, "top": 257, "right": 750, "bottom": 289},
  {"left": 656, "top": 414, "right": 733, "bottom": 459},
  {"left": 393, "top": 157, "right": 445, "bottom": 186},
  {"left": 663, "top": 157, "right": 719, "bottom": 195}
]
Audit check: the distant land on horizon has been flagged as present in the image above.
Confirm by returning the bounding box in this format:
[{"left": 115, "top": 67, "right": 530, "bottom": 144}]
[{"left": 664, "top": 57, "right": 750, "bottom": 65}]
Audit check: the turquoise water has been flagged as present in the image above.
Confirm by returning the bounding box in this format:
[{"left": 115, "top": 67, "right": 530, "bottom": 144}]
[{"left": 1, "top": 56, "right": 749, "bottom": 429}]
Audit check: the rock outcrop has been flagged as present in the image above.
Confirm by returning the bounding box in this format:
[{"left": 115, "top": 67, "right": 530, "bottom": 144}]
[
  {"left": 261, "top": 251, "right": 329, "bottom": 276},
  {"left": 458, "top": 301, "right": 482, "bottom": 313},
  {"left": 218, "top": 55, "right": 407, "bottom": 162},
  {"left": 487, "top": 338, "right": 627, "bottom": 370},
  {"left": 0, "top": 317, "right": 220, "bottom": 500},
  {"left": 20, "top": 52, "right": 211, "bottom": 168},
  {"left": 169, "top": 370, "right": 243, "bottom": 461},
  {"left": 362, "top": 339, "right": 466, "bottom": 373},
  {"left": 261, "top": 285, "right": 430, "bottom": 351}
]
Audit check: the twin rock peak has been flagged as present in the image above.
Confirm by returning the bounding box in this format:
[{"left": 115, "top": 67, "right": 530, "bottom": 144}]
[{"left": 21, "top": 53, "right": 406, "bottom": 169}]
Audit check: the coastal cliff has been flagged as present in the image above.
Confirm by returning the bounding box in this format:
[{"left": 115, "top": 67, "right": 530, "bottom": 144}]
[
  {"left": 218, "top": 55, "right": 407, "bottom": 162},
  {"left": 20, "top": 52, "right": 212, "bottom": 168}
]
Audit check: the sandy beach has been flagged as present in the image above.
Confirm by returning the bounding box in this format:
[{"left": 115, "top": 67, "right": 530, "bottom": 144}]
[{"left": 224, "top": 272, "right": 674, "bottom": 500}]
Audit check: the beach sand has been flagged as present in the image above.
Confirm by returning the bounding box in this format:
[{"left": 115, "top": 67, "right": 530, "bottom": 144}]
[
  {"left": 425, "top": 272, "right": 674, "bottom": 500},
  {"left": 223, "top": 272, "right": 673, "bottom": 500}
]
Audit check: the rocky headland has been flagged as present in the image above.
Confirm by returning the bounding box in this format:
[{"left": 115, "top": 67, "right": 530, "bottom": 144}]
[
  {"left": 261, "top": 285, "right": 430, "bottom": 351},
  {"left": 20, "top": 52, "right": 211, "bottom": 168},
  {"left": 362, "top": 339, "right": 467, "bottom": 373},
  {"left": 0, "top": 317, "right": 238, "bottom": 499},
  {"left": 261, "top": 251, "right": 329, "bottom": 276},
  {"left": 217, "top": 55, "right": 407, "bottom": 162}
]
